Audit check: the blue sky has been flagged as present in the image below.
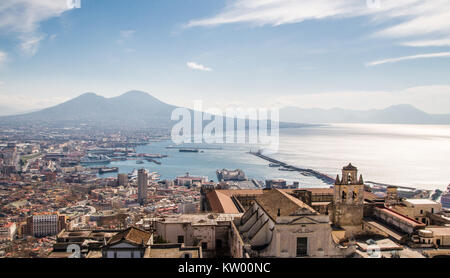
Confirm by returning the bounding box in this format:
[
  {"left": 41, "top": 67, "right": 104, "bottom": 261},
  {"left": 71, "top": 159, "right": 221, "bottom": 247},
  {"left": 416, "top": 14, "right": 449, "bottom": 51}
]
[{"left": 0, "top": 0, "right": 450, "bottom": 113}]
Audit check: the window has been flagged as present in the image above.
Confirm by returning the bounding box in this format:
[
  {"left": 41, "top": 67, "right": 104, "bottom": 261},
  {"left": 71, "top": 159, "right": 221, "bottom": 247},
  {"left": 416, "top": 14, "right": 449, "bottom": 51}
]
[
  {"left": 183, "top": 253, "right": 191, "bottom": 259},
  {"left": 177, "top": 235, "right": 184, "bottom": 244},
  {"left": 296, "top": 237, "right": 308, "bottom": 257},
  {"left": 201, "top": 242, "right": 208, "bottom": 250},
  {"left": 437, "top": 239, "right": 441, "bottom": 246},
  {"left": 420, "top": 210, "right": 423, "bottom": 214},
  {"left": 431, "top": 208, "right": 434, "bottom": 213},
  {"left": 342, "top": 191, "right": 346, "bottom": 200},
  {"left": 216, "top": 239, "right": 223, "bottom": 249}
]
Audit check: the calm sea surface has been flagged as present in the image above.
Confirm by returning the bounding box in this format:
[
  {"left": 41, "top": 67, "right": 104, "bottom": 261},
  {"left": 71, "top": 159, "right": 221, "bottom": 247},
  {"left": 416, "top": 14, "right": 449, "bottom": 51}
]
[{"left": 99, "top": 124, "right": 450, "bottom": 191}]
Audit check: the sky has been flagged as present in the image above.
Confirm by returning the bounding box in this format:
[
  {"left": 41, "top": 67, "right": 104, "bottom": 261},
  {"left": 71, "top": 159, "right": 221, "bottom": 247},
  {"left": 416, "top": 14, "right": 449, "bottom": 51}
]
[{"left": 0, "top": 0, "right": 450, "bottom": 114}]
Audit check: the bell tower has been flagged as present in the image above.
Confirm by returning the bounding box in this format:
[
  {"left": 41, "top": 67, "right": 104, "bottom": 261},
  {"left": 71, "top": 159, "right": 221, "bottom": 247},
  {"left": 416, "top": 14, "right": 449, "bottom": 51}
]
[{"left": 332, "top": 163, "right": 364, "bottom": 228}]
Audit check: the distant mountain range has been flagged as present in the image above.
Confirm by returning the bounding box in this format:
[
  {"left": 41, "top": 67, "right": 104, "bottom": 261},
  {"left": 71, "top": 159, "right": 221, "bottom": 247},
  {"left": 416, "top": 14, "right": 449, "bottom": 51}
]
[
  {"left": 1, "top": 91, "right": 449, "bottom": 128},
  {"left": 280, "top": 104, "right": 450, "bottom": 125},
  {"left": 0, "top": 91, "right": 178, "bottom": 128},
  {"left": 0, "top": 91, "right": 303, "bottom": 129}
]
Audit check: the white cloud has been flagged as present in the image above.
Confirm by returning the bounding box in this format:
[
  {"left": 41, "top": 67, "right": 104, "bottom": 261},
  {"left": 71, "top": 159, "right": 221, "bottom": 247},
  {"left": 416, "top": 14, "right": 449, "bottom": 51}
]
[
  {"left": 0, "top": 51, "right": 7, "bottom": 66},
  {"left": 19, "top": 35, "right": 46, "bottom": 56},
  {"left": 185, "top": 0, "right": 365, "bottom": 28},
  {"left": 187, "top": 62, "right": 213, "bottom": 71},
  {"left": 185, "top": 0, "right": 450, "bottom": 47},
  {"left": 120, "top": 30, "right": 136, "bottom": 38},
  {"left": 366, "top": 52, "right": 450, "bottom": 66},
  {"left": 117, "top": 30, "right": 136, "bottom": 46},
  {"left": 0, "top": 0, "right": 75, "bottom": 55},
  {"left": 401, "top": 38, "right": 450, "bottom": 47}
]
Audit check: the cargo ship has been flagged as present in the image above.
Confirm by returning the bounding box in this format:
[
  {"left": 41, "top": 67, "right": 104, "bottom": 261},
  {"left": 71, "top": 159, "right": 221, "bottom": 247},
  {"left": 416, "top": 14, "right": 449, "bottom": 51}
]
[
  {"left": 98, "top": 167, "right": 119, "bottom": 174},
  {"left": 441, "top": 184, "right": 450, "bottom": 208},
  {"left": 80, "top": 154, "right": 111, "bottom": 164},
  {"left": 179, "top": 149, "right": 199, "bottom": 153}
]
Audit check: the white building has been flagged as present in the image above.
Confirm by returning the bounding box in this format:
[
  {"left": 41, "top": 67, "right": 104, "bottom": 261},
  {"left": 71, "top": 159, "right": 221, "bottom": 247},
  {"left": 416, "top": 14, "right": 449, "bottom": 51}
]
[
  {"left": 232, "top": 189, "right": 352, "bottom": 258},
  {"left": 0, "top": 223, "right": 17, "bottom": 241}
]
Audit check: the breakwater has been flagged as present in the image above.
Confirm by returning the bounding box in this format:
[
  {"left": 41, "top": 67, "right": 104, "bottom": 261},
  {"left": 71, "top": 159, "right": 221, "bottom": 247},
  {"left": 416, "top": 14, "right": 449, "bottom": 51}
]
[{"left": 249, "top": 151, "right": 336, "bottom": 185}]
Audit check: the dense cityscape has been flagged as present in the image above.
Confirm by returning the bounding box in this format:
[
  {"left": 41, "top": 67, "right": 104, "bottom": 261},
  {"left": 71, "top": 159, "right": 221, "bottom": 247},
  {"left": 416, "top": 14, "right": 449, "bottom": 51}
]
[
  {"left": 0, "top": 124, "right": 449, "bottom": 259},
  {"left": 1, "top": 0, "right": 450, "bottom": 268}
]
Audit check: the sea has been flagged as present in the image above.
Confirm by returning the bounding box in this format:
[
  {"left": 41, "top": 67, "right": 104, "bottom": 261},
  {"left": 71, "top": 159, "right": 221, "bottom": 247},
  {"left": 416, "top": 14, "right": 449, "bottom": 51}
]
[{"left": 98, "top": 123, "right": 450, "bottom": 191}]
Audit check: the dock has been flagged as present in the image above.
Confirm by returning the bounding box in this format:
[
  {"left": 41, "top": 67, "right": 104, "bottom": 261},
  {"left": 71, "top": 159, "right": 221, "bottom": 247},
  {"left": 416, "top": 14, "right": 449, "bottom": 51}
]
[
  {"left": 249, "top": 151, "right": 336, "bottom": 184},
  {"left": 365, "top": 181, "right": 416, "bottom": 191},
  {"left": 166, "top": 146, "right": 222, "bottom": 150}
]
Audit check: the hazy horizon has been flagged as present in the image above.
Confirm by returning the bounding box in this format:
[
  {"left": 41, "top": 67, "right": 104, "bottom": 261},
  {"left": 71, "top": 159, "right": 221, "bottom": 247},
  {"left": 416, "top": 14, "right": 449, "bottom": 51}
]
[{"left": 1, "top": 0, "right": 450, "bottom": 114}]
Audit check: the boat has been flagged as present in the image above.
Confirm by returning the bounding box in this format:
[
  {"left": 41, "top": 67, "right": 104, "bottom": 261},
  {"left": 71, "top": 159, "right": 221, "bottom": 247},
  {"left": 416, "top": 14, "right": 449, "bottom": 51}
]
[
  {"left": 146, "top": 158, "right": 161, "bottom": 165},
  {"left": 269, "top": 163, "right": 280, "bottom": 167},
  {"left": 441, "top": 184, "right": 450, "bottom": 208},
  {"left": 136, "top": 160, "right": 144, "bottom": 164},
  {"left": 179, "top": 149, "right": 199, "bottom": 153},
  {"left": 128, "top": 169, "right": 138, "bottom": 179},
  {"left": 80, "top": 154, "right": 111, "bottom": 164},
  {"left": 98, "top": 167, "right": 119, "bottom": 174},
  {"left": 279, "top": 167, "right": 295, "bottom": 172}
]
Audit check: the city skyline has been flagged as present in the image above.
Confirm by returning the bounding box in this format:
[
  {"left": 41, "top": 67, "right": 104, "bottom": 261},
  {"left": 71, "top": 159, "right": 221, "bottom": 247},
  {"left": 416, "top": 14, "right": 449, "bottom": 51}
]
[{"left": 0, "top": 0, "right": 450, "bottom": 113}]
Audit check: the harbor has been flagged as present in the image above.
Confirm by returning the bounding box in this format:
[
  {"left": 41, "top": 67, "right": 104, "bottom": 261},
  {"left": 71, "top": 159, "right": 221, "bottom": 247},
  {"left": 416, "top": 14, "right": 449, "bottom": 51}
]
[{"left": 249, "top": 150, "right": 336, "bottom": 184}]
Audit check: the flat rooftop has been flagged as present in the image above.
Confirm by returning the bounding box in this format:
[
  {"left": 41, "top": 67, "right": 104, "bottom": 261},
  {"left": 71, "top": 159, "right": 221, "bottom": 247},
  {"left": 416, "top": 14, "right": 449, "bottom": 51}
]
[
  {"left": 426, "top": 226, "right": 450, "bottom": 236},
  {"left": 404, "top": 199, "right": 440, "bottom": 205},
  {"left": 150, "top": 213, "right": 242, "bottom": 226}
]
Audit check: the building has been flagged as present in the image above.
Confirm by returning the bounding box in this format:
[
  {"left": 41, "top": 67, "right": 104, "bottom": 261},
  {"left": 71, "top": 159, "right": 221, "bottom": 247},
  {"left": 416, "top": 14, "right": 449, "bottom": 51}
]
[
  {"left": 418, "top": 226, "right": 450, "bottom": 247},
  {"left": 178, "top": 202, "right": 198, "bottom": 214},
  {"left": 175, "top": 172, "right": 207, "bottom": 187},
  {"left": 118, "top": 173, "right": 128, "bottom": 187},
  {"left": 102, "top": 226, "right": 153, "bottom": 258},
  {"left": 24, "top": 213, "right": 66, "bottom": 238},
  {"left": 391, "top": 199, "right": 442, "bottom": 225},
  {"left": 232, "top": 189, "right": 351, "bottom": 258},
  {"left": 265, "top": 179, "right": 287, "bottom": 189},
  {"left": 385, "top": 186, "right": 399, "bottom": 206},
  {"left": 1, "top": 143, "right": 18, "bottom": 166},
  {"left": 50, "top": 229, "right": 119, "bottom": 258},
  {"left": 372, "top": 206, "right": 426, "bottom": 235},
  {"left": 0, "top": 222, "right": 17, "bottom": 241},
  {"left": 331, "top": 163, "right": 365, "bottom": 231},
  {"left": 151, "top": 213, "right": 240, "bottom": 258},
  {"left": 216, "top": 169, "right": 246, "bottom": 182},
  {"left": 144, "top": 243, "right": 202, "bottom": 258},
  {"left": 137, "top": 168, "right": 148, "bottom": 205}
]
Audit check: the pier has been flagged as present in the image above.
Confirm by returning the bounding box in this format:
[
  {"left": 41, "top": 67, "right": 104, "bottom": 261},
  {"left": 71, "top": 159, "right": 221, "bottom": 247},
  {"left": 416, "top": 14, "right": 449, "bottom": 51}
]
[
  {"left": 166, "top": 146, "right": 222, "bottom": 150},
  {"left": 249, "top": 151, "right": 336, "bottom": 184},
  {"left": 365, "top": 181, "right": 416, "bottom": 191}
]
